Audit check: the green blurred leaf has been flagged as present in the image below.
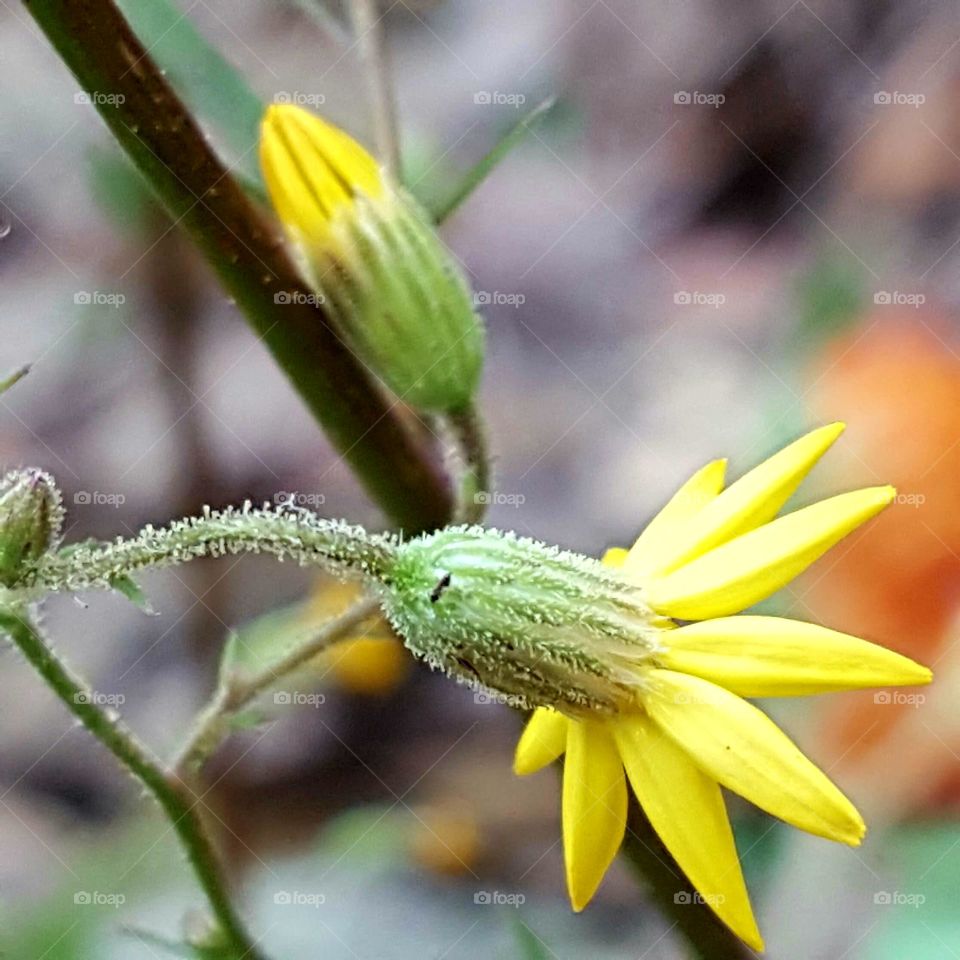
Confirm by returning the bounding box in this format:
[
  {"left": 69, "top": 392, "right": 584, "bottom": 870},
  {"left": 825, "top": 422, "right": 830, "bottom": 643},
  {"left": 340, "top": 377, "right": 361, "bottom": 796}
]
[
  {"left": 116, "top": 0, "right": 266, "bottom": 189},
  {"left": 791, "top": 251, "right": 865, "bottom": 357},
  {"left": 509, "top": 918, "right": 552, "bottom": 960},
  {"left": 219, "top": 600, "right": 313, "bottom": 681},
  {"left": 865, "top": 822, "right": 960, "bottom": 960},
  {"left": 88, "top": 146, "right": 156, "bottom": 231}
]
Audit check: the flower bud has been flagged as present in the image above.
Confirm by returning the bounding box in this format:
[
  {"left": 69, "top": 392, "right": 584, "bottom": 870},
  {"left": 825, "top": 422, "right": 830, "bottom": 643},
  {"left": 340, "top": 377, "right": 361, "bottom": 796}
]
[
  {"left": 380, "top": 527, "right": 663, "bottom": 714},
  {"left": 260, "top": 105, "right": 485, "bottom": 413},
  {"left": 0, "top": 469, "right": 63, "bottom": 586}
]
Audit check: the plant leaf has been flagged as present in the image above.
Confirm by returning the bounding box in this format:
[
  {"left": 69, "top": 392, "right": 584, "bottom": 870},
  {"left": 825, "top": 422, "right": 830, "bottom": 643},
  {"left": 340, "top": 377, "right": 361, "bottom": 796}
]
[
  {"left": 110, "top": 574, "right": 157, "bottom": 615},
  {"left": 425, "top": 96, "right": 556, "bottom": 224},
  {"left": 0, "top": 364, "right": 30, "bottom": 396}
]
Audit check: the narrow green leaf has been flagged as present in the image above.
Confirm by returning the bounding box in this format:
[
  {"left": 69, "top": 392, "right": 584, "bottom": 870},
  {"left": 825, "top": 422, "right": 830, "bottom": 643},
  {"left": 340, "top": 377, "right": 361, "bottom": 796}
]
[
  {"left": 0, "top": 364, "right": 29, "bottom": 396},
  {"left": 425, "top": 96, "right": 556, "bottom": 224},
  {"left": 109, "top": 573, "right": 157, "bottom": 615}
]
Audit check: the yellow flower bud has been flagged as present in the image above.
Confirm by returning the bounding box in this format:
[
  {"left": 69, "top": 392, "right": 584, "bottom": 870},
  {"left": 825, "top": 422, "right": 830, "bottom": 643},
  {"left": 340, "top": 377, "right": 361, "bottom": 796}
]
[{"left": 260, "top": 105, "right": 485, "bottom": 413}]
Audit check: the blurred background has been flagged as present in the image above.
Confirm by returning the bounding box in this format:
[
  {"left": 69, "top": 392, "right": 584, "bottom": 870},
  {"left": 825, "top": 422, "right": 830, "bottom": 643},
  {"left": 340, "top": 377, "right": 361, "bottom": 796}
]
[{"left": 2, "top": 0, "right": 959, "bottom": 956}]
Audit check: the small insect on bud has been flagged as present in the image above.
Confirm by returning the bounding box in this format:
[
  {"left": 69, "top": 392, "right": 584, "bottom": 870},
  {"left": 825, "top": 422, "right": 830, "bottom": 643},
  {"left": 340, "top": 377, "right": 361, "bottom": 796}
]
[
  {"left": 0, "top": 469, "right": 64, "bottom": 586},
  {"left": 380, "top": 526, "right": 664, "bottom": 715},
  {"left": 260, "top": 105, "right": 486, "bottom": 414}
]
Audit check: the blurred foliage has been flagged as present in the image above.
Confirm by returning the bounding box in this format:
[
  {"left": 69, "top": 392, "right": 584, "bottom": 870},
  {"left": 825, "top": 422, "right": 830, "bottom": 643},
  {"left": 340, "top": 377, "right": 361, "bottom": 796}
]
[{"left": 116, "top": 0, "right": 265, "bottom": 189}]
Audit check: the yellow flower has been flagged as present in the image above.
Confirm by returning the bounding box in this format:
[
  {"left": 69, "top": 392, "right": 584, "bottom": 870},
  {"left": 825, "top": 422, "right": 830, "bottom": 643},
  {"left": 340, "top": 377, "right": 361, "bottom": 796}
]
[
  {"left": 514, "top": 423, "right": 931, "bottom": 951},
  {"left": 259, "top": 105, "right": 485, "bottom": 413}
]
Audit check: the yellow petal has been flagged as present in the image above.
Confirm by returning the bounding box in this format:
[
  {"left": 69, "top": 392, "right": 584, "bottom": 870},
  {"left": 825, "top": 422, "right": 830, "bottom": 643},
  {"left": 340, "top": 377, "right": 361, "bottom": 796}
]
[
  {"left": 662, "top": 616, "right": 933, "bottom": 697},
  {"left": 614, "top": 715, "right": 763, "bottom": 951},
  {"left": 601, "top": 547, "right": 629, "bottom": 568},
  {"left": 645, "top": 486, "right": 895, "bottom": 620},
  {"left": 260, "top": 104, "right": 384, "bottom": 242},
  {"left": 645, "top": 669, "right": 865, "bottom": 845},
  {"left": 562, "top": 720, "right": 627, "bottom": 910},
  {"left": 652, "top": 423, "right": 845, "bottom": 575},
  {"left": 514, "top": 708, "right": 569, "bottom": 775},
  {"left": 623, "top": 459, "right": 727, "bottom": 577}
]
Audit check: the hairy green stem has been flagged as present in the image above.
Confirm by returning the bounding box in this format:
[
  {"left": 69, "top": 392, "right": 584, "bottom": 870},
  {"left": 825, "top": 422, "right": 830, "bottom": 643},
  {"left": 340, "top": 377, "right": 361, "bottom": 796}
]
[
  {"left": 25, "top": 506, "right": 396, "bottom": 595},
  {"left": 176, "top": 596, "right": 381, "bottom": 774},
  {"left": 447, "top": 405, "right": 493, "bottom": 523},
  {"left": 23, "top": 0, "right": 454, "bottom": 532},
  {"left": 0, "top": 609, "right": 267, "bottom": 960}
]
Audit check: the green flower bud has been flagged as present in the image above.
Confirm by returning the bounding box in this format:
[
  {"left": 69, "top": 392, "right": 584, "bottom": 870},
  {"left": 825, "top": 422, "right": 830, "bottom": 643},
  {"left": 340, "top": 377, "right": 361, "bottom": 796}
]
[
  {"left": 260, "top": 105, "right": 485, "bottom": 414},
  {"left": 380, "top": 526, "right": 663, "bottom": 715},
  {"left": 0, "top": 469, "right": 64, "bottom": 586}
]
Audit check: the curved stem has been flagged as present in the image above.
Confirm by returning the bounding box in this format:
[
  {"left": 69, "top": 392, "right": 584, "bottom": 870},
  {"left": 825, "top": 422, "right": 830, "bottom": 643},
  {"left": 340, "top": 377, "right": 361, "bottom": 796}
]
[
  {"left": 0, "top": 608, "right": 267, "bottom": 960},
  {"left": 348, "top": 0, "right": 402, "bottom": 178},
  {"left": 23, "top": 0, "right": 453, "bottom": 533},
  {"left": 25, "top": 507, "right": 396, "bottom": 595},
  {"left": 176, "top": 596, "right": 381, "bottom": 775},
  {"left": 447, "top": 404, "right": 493, "bottom": 523}
]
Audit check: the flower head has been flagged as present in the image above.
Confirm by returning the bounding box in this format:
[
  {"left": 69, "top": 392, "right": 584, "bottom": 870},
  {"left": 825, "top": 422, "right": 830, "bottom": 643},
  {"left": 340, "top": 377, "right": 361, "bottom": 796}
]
[
  {"left": 260, "top": 105, "right": 485, "bottom": 413},
  {"left": 501, "top": 423, "right": 929, "bottom": 951},
  {"left": 0, "top": 468, "right": 63, "bottom": 587}
]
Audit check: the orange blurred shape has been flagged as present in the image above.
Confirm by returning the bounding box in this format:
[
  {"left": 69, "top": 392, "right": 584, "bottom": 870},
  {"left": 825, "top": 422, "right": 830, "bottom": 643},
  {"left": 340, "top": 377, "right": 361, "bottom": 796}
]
[
  {"left": 804, "top": 312, "right": 960, "bottom": 766},
  {"left": 409, "top": 804, "right": 480, "bottom": 876},
  {"left": 326, "top": 635, "right": 410, "bottom": 695},
  {"left": 305, "top": 578, "right": 410, "bottom": 696}
]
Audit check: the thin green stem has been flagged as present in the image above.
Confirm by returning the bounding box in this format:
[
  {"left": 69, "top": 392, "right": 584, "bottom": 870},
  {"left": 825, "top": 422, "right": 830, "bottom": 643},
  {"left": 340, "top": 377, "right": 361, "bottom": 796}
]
[
  {"left": 447, "top": 404, "right": 493, "bottom": 523},
  {"left": 23, "top": 0, "right": 453, "bottom": 532},
  {"left": 176, "top": 596, "right": 381, "bottom": 774},
  {"left": 0, "top": 608, "right": 267, "bottom": 960},
  {"left": 348, "top": 0, "right": 402, "bottom": 178}
]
